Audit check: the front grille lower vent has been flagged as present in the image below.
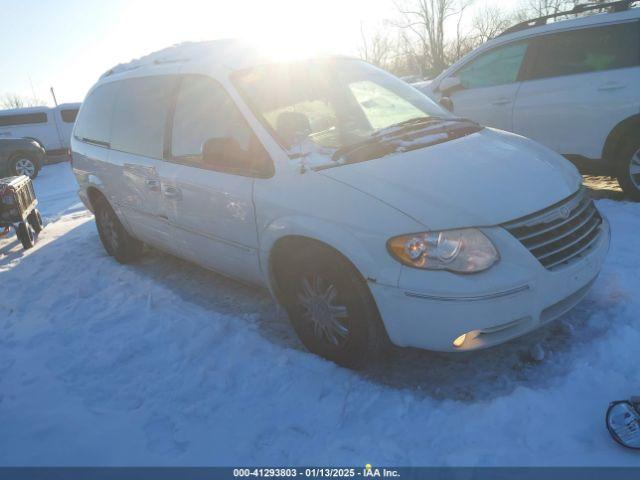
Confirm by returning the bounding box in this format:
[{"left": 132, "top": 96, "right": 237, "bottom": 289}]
[{"left": 502, "top": 188, "right": 602, "bottom": 270}]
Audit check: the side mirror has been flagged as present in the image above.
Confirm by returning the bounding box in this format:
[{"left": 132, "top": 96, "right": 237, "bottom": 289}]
[
  {"left": 202, "top": 137, "right": 249, "bottom": 168},
  {"left": 438, "top": 76, "right": 462, "bottom": 94}
]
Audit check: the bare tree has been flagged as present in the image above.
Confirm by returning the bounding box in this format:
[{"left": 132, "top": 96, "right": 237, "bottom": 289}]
[
  {"left": 393, "top": 0, "right": 470, "bottom": 76},
  {"left": 0, "top": 93, "right": 45, "bottom": 109},
  {"left": 359, "top": 23, "right": 394, "bottom": 68},
  {"left": 514, "top": 0, "right": 577, "bottom": 21},
  {"left": 447, "top": 0, "right": 477, "bottom": 63},
  {"left": 359, "top": 0, "right": 607, "bottom": 79},
  {"left": 473, "top": 5, "right": 516, "bottom": 43}
]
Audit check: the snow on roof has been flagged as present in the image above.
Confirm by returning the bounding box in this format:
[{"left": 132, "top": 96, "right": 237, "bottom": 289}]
[
  {"left": 100, "top": 39, "right": 354, "bottom": 81},
  {"left": 100, "top": 39, "right": 271, "bottom": 79}
]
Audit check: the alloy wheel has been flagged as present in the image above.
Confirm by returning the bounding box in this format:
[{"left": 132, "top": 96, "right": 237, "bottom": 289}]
[
  {"left": 297, "top": 274, "right": 350, "bottom": 347},
  {"left": 629, "top": 148, "right": 640, "bottom": 190},
  {"left": 14, "top": 158, "right": 36, "bottom": 177}
]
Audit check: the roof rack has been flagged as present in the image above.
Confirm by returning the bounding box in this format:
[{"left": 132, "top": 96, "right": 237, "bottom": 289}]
[{"left": 499, "top": 0, "right": 638, "bottom": 36}]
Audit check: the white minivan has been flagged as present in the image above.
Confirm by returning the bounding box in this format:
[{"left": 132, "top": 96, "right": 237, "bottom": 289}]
[
  {"left": 71, "top": 41, "right": 609, "bottom": 366},
  {"left": 0, "top": 103, "right": 81, "bottom": 157}
]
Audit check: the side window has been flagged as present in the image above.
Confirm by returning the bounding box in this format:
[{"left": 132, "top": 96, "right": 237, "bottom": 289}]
[
  {"left": 60, "top": 109, "right": 79, "bottom": 123},
  {"left": 457, "top": 42, "right": 529, "bottom": 89},
  {"left": 526, "top": 22, "right": 640, "bottom": 80},
  {"left": 111, "top": 76, "right": 175, "bottom": 159},
  {"left": 0, "top": 112, "right": 48, "bottom": 127},
  {"left": 171, "top": 76, "right": 263, "bottom": 174},
  {"left": 74, "top": 83, "right": 119, "bottom": 146}
]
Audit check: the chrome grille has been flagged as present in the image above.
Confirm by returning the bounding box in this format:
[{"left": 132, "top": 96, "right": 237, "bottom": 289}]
[{"left": 502, "top": 188, "right": 603, "bottom": 270}]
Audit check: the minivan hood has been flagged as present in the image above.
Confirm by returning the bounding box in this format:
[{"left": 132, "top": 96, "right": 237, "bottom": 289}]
[{"left": 319, "top": 128, "right": 581, "bottom": 230}]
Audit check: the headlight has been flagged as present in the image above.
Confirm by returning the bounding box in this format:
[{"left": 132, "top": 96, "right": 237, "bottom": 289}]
[{"left": 387, "top": 228, "right": 499, "bottom": 273}]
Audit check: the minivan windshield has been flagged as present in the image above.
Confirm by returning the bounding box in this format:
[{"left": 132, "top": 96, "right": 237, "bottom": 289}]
[{"left": 233, "top": 59, "right": 456, "bottom": 159}]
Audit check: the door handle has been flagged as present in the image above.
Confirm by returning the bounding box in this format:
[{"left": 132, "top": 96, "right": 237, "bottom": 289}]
[
  {"left": 491, "top": 98, "right": 512, "bottom": 106},
  {"left": 145, "top": 179, "right": 161, "bottom": 192},
  {"left": 598, "top": 82, "right": 625, "bottom": 91},
  {"left": 162, "top": 185, "right": 182, "bottom": 200}
]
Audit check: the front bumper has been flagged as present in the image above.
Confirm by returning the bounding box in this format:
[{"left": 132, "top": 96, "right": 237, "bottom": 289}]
[{"left": 370, "top": 216, "right": 610, "bottom": 352}]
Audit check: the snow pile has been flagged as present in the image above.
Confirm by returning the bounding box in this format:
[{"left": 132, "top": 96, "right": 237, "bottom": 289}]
[{"left": 1, "top": 163, "right": 639, "bottom": 466}]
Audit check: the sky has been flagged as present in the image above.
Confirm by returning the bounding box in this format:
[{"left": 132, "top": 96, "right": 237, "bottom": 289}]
[{"left": 0, "top": 0, "right": 516, "bottom": 106}]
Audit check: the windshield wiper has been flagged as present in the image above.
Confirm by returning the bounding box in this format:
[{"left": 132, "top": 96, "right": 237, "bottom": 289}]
[
  {"left": 331, "top": 116, "right": 475, "bottom": 163},
  {"left": 331, "top": 136, "right": 387, "bottom": 163},
  {"left": 370, "top": 116, "right": 449, "bottom": 138}
]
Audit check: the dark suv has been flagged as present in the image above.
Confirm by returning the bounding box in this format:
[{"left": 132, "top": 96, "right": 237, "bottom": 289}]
[{"left": 0, "top": 138, "right": 45, "bottom": 179}]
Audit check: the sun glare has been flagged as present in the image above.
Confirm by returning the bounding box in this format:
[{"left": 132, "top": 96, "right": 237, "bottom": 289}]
[{"left": 116, "top": 0, "right": 371, "bottom": 65}]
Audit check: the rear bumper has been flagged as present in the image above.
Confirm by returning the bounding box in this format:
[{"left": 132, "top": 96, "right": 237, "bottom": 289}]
[{"left": 370, "top": 217, "right": 610, "bottom": 352}]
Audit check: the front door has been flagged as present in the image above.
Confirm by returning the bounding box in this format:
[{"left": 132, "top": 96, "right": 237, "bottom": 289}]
[
  {"left": 159, "top": 75, "right": 268, "bottom": 285},
  {"left": 445, "top": 40, "right": 531, "bottom": 131}
]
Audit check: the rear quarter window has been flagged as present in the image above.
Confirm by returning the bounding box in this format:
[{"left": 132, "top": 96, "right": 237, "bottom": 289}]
[{"left": 74, "top": 83, "right": 119, "bottom": 146}]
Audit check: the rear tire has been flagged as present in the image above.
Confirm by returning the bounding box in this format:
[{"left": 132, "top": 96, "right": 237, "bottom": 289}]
[
  {"left": 280, "top": 243, "right": 390, "bottom": 367},
  {"left": 27, "top": 208, "right": 43, "bottom": 233},
  {"left": 10, "top": 154, "right": 40, "bottom": 179},
  {"left": 93, "top": 195, "right": 143, "bottom": 263},
  {"left": 615, "top": 135, "right": 640, "bottom": 201},
  {"left": 16, "top": 222, "right": 35, "bottom": 250}
]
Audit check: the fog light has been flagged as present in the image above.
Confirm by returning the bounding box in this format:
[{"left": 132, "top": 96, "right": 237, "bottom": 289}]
[
  {"left": 606, "top": 399, "right": 640, "bottom": 449},
  {"left": 452, "top": 334, "right": 467, "bottom": 348}
]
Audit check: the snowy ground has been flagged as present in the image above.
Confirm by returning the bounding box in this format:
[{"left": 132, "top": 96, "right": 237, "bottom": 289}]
[{"left": 1, "top": 162, "right": 639, "bottom": 466}]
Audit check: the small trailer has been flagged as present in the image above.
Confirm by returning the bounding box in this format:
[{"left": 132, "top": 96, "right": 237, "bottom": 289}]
[{"left": 0, "top": 175, "right": 43, "bottom": 249}]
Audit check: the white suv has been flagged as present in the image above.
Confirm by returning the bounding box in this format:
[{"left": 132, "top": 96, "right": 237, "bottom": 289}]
[
  {"left": 71, "top": 41, "right": 609, "bottom": 366},
  {"left": 422, "top": 4, "right": 640, "bottom": 199}
]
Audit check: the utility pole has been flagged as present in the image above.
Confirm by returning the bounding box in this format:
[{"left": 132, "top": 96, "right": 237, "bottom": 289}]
[
  {"left": 49, "top": 87, "right": 65, "bottom": 149},
  {"left": 50, "top": 87, "right": 58, "bottom": 107}
]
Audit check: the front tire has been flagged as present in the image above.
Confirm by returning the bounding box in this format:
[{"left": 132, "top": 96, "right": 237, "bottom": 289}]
[
  {"left": 615, "top": 135, "right": 640, "bottom": 201},
  {"left": 10, "top": 154, "right": 40, "bottom": 179},
  {"left": 93, "top": 195, "right": 143, "bottom": 263},
  {"left": 281, "top": 244, "right": 390, "bottom": 367}
]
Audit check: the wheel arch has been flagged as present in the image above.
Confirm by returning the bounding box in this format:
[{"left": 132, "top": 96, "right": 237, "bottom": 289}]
[
  {"left": 603, "top": 114, "right": 640, "bottom": 163},
  {"left": 23, "top": 137, "right": 46, "bottom": 152},
  {"left": 85, "top": 185, "right": 139, "bottom": 240},
  {"left": 267, "top": 234, "right": 371, "bottom": 306},
  {"left": 85, "top": 185, "right": 108, "bottom": 213}
]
